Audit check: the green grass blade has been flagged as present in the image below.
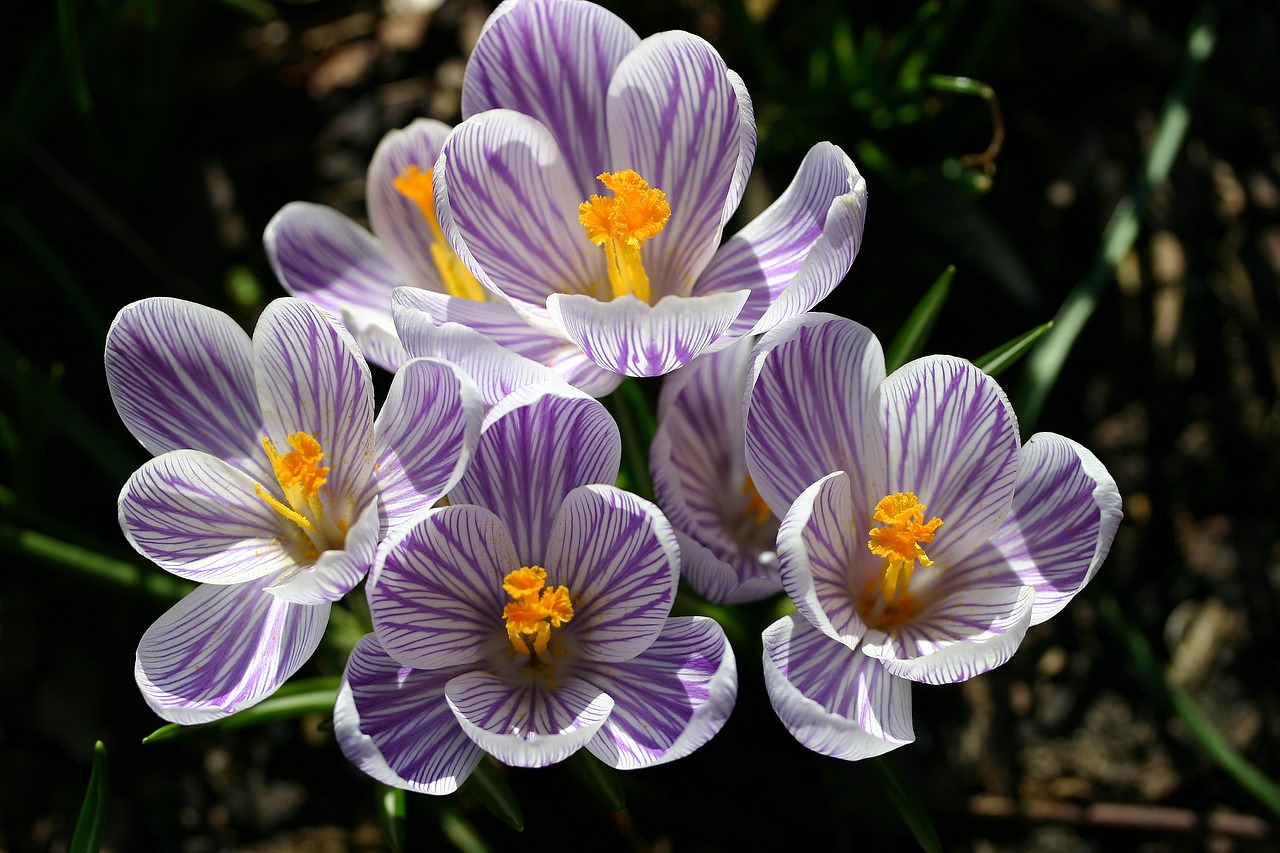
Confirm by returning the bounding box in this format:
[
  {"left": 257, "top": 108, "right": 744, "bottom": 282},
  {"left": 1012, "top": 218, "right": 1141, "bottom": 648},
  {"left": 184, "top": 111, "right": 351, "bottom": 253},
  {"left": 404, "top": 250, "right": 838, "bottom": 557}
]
[
  {"left": 463, "top": 759, "right": 523, "bottom": 831},
  {"left": 1092, "top": 588, "right": 1280, "bottom": 819},
  {"left": 602, "top": 379, "right": 657, "bottom": 502},
  {"left": 568, "top": 749, "right": 627, "bottom": 812},
  {"left": 378, "top": 785, "right": 407, "bottom": 853},
  {"left": 57, "top": 0, "right": 94, "bottom": 114},
  {"left": 972, "top": 321, "right": 1053, "bottom": 377},
  {"left": 1016, "top": 8, "right": 1217, "bottom": 432},
  {"left": 870, "top": 754, "right": 942, "bottom": 853},
  {"left": 142, "top": 677, "right": 340, "bottom": 742},
  {"left": 884, "top": 265, "right": 954, "bottom": 372},
  {"left": 69, "top": 741, "right": 108, "bottom": 853}
]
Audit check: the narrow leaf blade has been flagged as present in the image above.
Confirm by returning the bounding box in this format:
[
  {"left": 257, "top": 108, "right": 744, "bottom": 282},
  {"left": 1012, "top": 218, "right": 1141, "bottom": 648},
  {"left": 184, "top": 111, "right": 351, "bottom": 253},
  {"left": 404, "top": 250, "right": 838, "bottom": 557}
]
[
  {"left": 973, "top": 321, "right": 1053, "bottom": 377},
  {"left": 870, "top": 755, "right": 942, "bottom": 853},
  {"left": 69, "top": 741, "right": 108, "bottom": 853},
  {"left": 884, "top": 265, "right": 954, "bottom": 372}
]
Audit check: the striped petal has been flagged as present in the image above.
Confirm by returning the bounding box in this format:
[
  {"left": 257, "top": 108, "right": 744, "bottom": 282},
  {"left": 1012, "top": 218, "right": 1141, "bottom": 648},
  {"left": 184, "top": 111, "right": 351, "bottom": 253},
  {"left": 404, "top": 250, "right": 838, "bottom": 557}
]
[
  {"left": 393, "top": 286, "right": 621, "bottom": 398},
  {"left": 367, "top": 357, "right": 482, "bottom": 530},
  {"left": 546, "top": 288, "right": 748, "bottom": 377},
  {"left": 721, "top": 69, "right": 757, "bottom": 229},
  {"left": 605, "top": 31, "right": 741, "bottom": 295},
  {"left": 878, "top": 356, "right": 1020, "bottom": 562},
  {"left": 119, "top": 450, "right": 294, "bottom": 584},
  {"left": 346, "top": 317, "right": 409, "bottom": 374},
  {"left": 436, "top": 109, "right": 600, "bottom": 308},
  {"left": 860, "top": 585, "right": 1036, "bottom": 685},
  {"left": 762, "top": 614, "right": 913, "bottom": 760},
  {"left": 462, "top": 0, "right": 640, "bottom": 198},
  {"left": 777, "top": 471, "right": 869, "bottom": 646},
  {"left": 445, "top": 671, "right": 614, "bottom": 767},
  {"left": 267, "top": 499, "right": 380, "bottom": 605},
  {"left": 253, "top": 298, "right": 376, "bottom": 508},
  {"left": 984, "top": 433, "right": 1122, "bottom": 625},
  {"left": 135, "top": 574, "right": 329, "bottom": 724},
  {"left": 264, "top": 203, "right": 401, "bottom": 339},
  {"left": 335, "top": 634, "right": 482, "bottom": 795},
  {"left": 452, "top": 382, "right": 620, "bottom": 560},
  {"left": 651, "top": 337, "right": 780, "bottom": 603},
  {"left": 105, "top": 298, "right": 265, "bottom": 478},
  {"left": 368, "top": 505, "right": 516, "bottom": 671},
  {"left": 745, "top": 313, "right": 887, "bottom": 518},
  {"left": 545, "top": 485, "right": 679, "bottom": 662},
  {"left": 580, "top": 616, "right": 737, "bottom": 769},
  {"left": 698, "top": 142, "right": 867, "bottom": 338},
  {"left": 367, "top": 118, "right": 452, "bottom": 290}
]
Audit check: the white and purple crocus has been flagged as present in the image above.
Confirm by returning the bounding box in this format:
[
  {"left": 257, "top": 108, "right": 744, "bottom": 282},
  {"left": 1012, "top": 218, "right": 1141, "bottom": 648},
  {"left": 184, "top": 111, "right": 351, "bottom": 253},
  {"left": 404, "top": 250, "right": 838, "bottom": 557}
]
[
  {"left": 268, "top": 0, "right": 867, "bottom": 394},
  {"left": 107, "top": 297, "right": 481, "bottom": 723},
  {"left": 334, "top": 382, "right": 738, "bottom": 793},
  {"left": 743, "top": 314, "right": 1122, "bottom": 759}
]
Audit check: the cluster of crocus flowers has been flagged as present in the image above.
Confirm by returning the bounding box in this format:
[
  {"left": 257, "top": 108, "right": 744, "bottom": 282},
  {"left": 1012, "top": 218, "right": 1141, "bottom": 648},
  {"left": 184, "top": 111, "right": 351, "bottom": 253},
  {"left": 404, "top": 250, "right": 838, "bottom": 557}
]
[
  {"left": 334, "top": 384, "right": 737, "bottom": 791},
  {"left": 743, "top": 314, "right": 1122, "bottom": 758},
  {"left": 266, "top": 0, "right": 868, "bottom": 395},
  {"left": 107, "top": 297, "right": 480, "bottom": 722}
]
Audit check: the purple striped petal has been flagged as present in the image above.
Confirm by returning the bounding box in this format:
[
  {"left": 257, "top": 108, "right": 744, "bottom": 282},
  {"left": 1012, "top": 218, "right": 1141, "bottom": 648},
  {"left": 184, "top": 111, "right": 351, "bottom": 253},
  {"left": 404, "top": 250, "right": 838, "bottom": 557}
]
[
  {"left": 462, "top": 0, "right": 640, "bottom": 197},
  {"left": 445, "top": 671, "right": 613, "bottom": 767},
  {"left": 546, "top": 289, "right": 747, "bottom": 377},
  {"left": 267, "top": 500, "right": 379, "bottom": 605},
  {"left": 985, "top": 433, "right": 1122, "bottom": 625},
  {"left": 135, "top": 574, "right": 329, "bottom": 724},
  {"left": 545, "top": 485, "right": 679, "bottom": 662},
  {"left": 762, "top": 614, "right": 913, "bottom": 760},
  {"left": 745, "top": 313, "right": 888, "bottom": 517},
  {"left": 452, "top": 383, "right": 620, "bottom": 560},
  {"left": 861, "top": 585, "right": 1036, "bottom": 685},
  {"left": 437, "top": 109, "right": 600, "bottom": 308},
  {"left": 368, "top": 505, "right": 516, "bottom": 671},
  {"left": 579, "top": 616, "right": 737, "bottom": 769},
  {"left": 879, "top": 356, "right": 1020, "bottom": 561},
  {"left": 264, "top": 203, "right": 401, "bottom": 336},
  {"left": 393, "top": 286, "right": 621, "bottom": 397},
  {"left": 367, "top": 357, "right": 482, "bottom": 530},
  {"left": 777, "top": 472, "right": 869, "bottom": 646},
  {"left": 253, "top": 298, "right": 376, "bottom": 507},
  {"left": 605, "top": 32, "right": 741, "bottom": 295},
  {"left": 699, "top": 143, "right": 867, "bottom": 338},
  {"left": 105, "top": 298, "right": 264, "bottom": 477},
  {"left": 347, "top": 319, "right": 409, "bottom": 374},
  {"left": 335, "top": 634, "right": 483, "bottom": 795},
  {"left": 367, "top": 118, "right": 452, "bottom": 290},
  {"left": 650, "top": 337, "right": 780, "bottom": 603},
  {"left": 119, "top": 450, "right": 294, "bottom": 584},
  {"left": 721, "top": 69, "right": 757, "bottom": 229}
]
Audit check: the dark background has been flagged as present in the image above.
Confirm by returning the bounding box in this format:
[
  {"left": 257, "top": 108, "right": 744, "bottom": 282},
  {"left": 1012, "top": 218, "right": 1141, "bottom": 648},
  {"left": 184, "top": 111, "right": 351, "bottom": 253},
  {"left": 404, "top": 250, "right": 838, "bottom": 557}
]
[{"left": 2, "top": 0, "right": 1278, "bottom": 850}]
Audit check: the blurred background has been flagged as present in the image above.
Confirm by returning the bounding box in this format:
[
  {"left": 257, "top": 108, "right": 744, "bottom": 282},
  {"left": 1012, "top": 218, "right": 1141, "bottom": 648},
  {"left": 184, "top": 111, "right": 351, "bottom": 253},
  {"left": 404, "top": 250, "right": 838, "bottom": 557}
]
[{"left": 2, "top": 0, "right": 1278, "bottom": 850}]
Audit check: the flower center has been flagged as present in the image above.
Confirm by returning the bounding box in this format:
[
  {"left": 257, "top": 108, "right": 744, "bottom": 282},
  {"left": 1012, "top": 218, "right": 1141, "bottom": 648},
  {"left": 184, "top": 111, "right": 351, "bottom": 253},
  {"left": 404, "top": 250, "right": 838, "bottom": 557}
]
[
  {"left": 502, "top": 566, "right": 575, "bottom": 658},
  {"left": 578, "top": 169, "right": 670, "bottom": 303},
  {"left": 255, "top": 431, "right": 330, "bottom": 544},
  {"left": 866, "top": 491, "right": 943, "bottom": 607},
  {"left": 740, "top": 475, "right": 771, "bottom": 527},
  {"left": 394, "top": 164, "right": 488, "bottom": 302}
]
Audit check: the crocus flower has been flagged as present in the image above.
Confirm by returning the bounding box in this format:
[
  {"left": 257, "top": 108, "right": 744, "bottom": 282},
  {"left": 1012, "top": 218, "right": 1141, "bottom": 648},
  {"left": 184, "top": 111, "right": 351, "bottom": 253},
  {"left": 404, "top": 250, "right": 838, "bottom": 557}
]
[
  {"left": 650, "top": 336, "right": 781, "bottom": 603},
  {"left": 107, "top": 297, "right": 480, "bottom": 723},
  {"left": 399, "top": 0, "right": 865, "bottom": 386},
  {"left": 743, "top": 314, "right": 1121, "bottom": 759},
  {"left": 334, "top": 382, "right": 738, "bottom": 793}
]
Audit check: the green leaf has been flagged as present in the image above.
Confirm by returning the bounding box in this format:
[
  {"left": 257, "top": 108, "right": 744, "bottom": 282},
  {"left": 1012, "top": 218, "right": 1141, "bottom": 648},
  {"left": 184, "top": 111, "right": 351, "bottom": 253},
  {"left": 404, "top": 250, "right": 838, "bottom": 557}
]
[
  {"left": 602, "top": 379, "right": 658, "bottom": 502},
  {"left": 142, "top": 677, "right": 340, "bottom": 742},
  {"left": 57, "top": 0, "right": 94, "bottom": 113},
  {"left": 463, "top": 759, "right": 523, "bottom": 831},
  {"left": 438, "top": 803, "right": 493, "bottom": 853},
  {"left": 568, "top": 749, "right": 626, "bottom": 812},
  {"left": 973, "top": 321, "right": 1053, "bottom": 377},
  {"left": 869, "top": 754, "right": 942, "bottom": 853},
  {"left": 69, "top": 741, "right": 108, "bottom": 853},
  {"left": 883, "top": 265, "right": 954, "bottom": 372},
  {"left": 377, "top": 785, "right": 407, "bottom": 853}
]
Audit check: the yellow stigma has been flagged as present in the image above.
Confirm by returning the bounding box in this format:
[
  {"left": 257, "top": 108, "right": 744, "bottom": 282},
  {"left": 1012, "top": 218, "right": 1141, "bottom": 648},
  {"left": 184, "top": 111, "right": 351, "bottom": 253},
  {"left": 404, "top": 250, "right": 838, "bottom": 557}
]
[
  {"left": 255, "top": 432, "right": 329, "bottom": 534},
  {"left": 741, "top": 475, "right": 771, "bottom": 526},
  {"left": 501, "top": 566, "right": 574, "bottom": 657},
  {"left": 866, "top": 492, "right": 943, "bottom": 605},
  {"left": 578, "top": 169, "right": 670, "bottom": 303},
  {"left": 394, "top": 164, "right": 488, "bottom": 302}
]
